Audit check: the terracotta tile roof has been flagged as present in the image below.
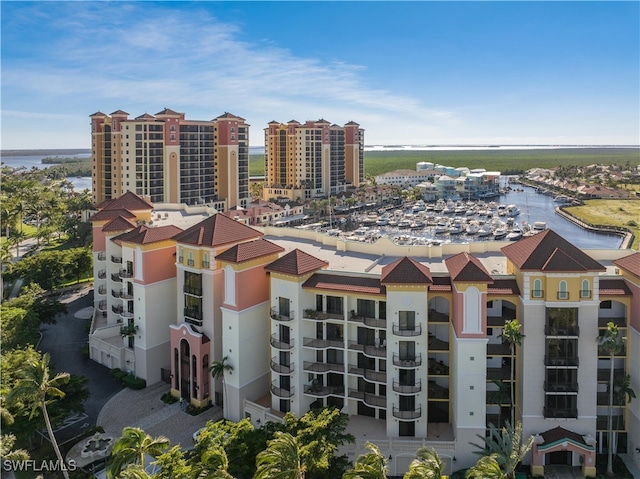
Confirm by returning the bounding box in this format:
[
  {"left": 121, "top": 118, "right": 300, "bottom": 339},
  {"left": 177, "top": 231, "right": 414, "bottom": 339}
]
[
  {"left": 613, "top": 252, "right": 640, "bottom": 278},
  {"left": 90, "top": 111, "right": 107, "bottom": 117},
  {"left": 599, "top": 278, "right": 632, "bottom": 296},
  {"left": 135, "top": 113, "right": 157, "bottom": 120},
  {"left": 265, "top": 249, "right": 328, "bottom": 276},
  {"left": 173, "top": 213, "right": 263, "bottom": 247},
  {"left": 110, "top": 109, "right": 129, "bottom": 116},
  {"left": 102, "top": 216, "right": 137, "bottom": 232},
  {"left": 488, "top": 279, "right": 520, "bottom": 295},
  {"left": 445, "top": 252, "right": 493, "bottom": 283},
  {"left": 215, "top": 112, "right": 246, "bottom": 121},
  {"left": 430, "top": 276, "right": 452, "bottom": 292},
  {"left": 113, "top": 224, "right": 183, "bottom": 245},
  {"left": 380, "top": 257, "right": 433, "bottom": 284},
  {"left": 90, "top": 208, "right": 137, "bottom": 223},
  {"left": 303, "top": 273, "right": 385, "bottom": 295},
  {"left": 96, "top": 192, "right": 154, "bottom": 212},
  {"left": 501, "top": 229, "right": 605, "bottom": 272},
  {"left": 155, "top": 108, "right": 182, "bottom": 116},
  {"left": 216, "top": 238, "right": 284, "bottom": 264},
  {"left": 538, "top": 426, "right": 591, "bottom": 450}
]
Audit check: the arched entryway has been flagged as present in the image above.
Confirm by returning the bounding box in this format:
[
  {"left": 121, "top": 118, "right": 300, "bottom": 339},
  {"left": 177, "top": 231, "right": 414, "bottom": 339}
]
[
  {"left": 169, "top": 324, "right": 211, "bottom": 407},
  {"left": 531, "top": 426, "right": 596, "bottom": 477}
]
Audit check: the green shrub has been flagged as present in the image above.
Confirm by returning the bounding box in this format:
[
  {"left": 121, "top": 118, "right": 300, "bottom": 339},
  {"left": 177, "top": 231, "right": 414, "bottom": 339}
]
[
  {"left": 110, "top": 368, "right": 122, "bottom": 377},
  {"left": 627, "top": 220, "right": 637, "bottom": 227},
  {"left": 122, "top": 374, "right": 146, "bottom": 390},
  {"left": 161, "top": 392, "right": 178, "bottom": 404},
  {"left": 81, "top": 344, "right": 89, "bottom": 359},
  {"left": 186, "top": 402, "right": 212, "bottom": 416}
]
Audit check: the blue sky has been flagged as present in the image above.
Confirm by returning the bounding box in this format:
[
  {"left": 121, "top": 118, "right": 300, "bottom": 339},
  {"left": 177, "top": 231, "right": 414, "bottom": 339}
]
[{"left": 1, "top": 1, "right": 638, "bottom": 149}]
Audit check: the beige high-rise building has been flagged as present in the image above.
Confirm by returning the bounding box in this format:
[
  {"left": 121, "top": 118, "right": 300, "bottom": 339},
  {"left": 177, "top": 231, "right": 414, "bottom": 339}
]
[
  {"left": 263, "top": 119, "right": 364, "bottom": 201},
  {"left": 90, "top": 109, "right": 250, "bottom": 210}
]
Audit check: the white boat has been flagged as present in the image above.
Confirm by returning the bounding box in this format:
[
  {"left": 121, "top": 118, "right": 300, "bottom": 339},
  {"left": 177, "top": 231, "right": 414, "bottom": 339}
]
[
  {"left": 507, "top": 205, "right": 521, "bottom": 217},
  {"left": 506, "top": 228, "right": 523, "bottom": 241},
  {"left": 533, "top": 221, "right": 547, "bottom": 231},
  {"left": 376, "top": 217, "right": 388, "bottom": 226},
  {"left": 466, "top": 223, "right": 480, "bottom": 235},
  {"left": 477, "top": 225, "right": 492, "bottom": 237},
  {"left": 493, "top": 228, "right": 508, "bottom": 240}
]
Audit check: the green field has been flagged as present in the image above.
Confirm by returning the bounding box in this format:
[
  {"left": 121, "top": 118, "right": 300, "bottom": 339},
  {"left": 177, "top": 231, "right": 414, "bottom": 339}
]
[{"left": 249, "top": 147, "right": 639, "bottom": 177}]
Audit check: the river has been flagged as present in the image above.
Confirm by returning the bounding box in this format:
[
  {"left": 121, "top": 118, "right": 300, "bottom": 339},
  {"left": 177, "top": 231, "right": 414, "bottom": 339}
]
[{"left": 1, "top": 152, "right": 91, "bottom": 191}]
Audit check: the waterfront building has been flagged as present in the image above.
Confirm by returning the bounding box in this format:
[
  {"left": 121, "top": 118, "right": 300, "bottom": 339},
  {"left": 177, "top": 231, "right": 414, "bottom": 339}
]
[
  {"left": 88, "top": 192, "right": 639, "bottom": 477},
  {"left": 375, "top": 169, "right": 440, "bottom": 188},
  {"left": 262, "top": 119, "right": 364, "bottom": 201},
  {"left": 89, "top": 109, "right": 250, "bottom": 210}
]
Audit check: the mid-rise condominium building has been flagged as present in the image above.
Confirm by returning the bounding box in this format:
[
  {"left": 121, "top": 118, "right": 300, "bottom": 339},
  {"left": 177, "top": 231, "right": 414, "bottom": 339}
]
[
  {"left": 90, "top": 109, "right": 250, "bottom": 210},
  {"left": 263, "top": 119, "right": 364, "bottom": 201},
  {"left": 87, "top": 192, "right": 639, "bottom": 477}
]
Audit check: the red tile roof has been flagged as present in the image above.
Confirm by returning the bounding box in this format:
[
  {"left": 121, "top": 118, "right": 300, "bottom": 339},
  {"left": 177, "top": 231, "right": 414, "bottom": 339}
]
[
  {"left": 90, "top": 208, "right": 137, "bottom": 223},
  {"left": 173, "top": 213, "right": 263, "bottom": 247},
  {"left": 303, "top": 273, "right": 385, "bottom": 295},
  {"left": 488, "top": 279, "right": 520, "bottom": 295},
  {"left": 265, "top": 249, "right": 328, "bottom": 276},
  {"left": 155, "top": 108, "right": 183, "bottom": 116},
  {"left": 95, "top": 191, "right": 154, "bottom": 212},
  {"left": 113, "top": 224, "right": 183, "bottom": 245},
  {"left": 380, "top": 257, "right": 433, "bottom": 284},
  {"left": 538, "top": 426, "right": 591, "bottom": 450},
  {"left": 599, "top": 278, "right": 632, "bottom": 296},
  {"left": 501, "top": 229, "right": 605, "bottom": 272},
  {"left": 102, "top": 216, "right": 137, "bottom": 233},
  {"left": 216, "top": 238, "right": 284, "bottom": 264},
  {"left": 613, "top": 252, "right": 640, "bottom": 278},
  {"left": 430, "top": 276, "right": 452, "bottom": 292},
  {"left": 445, "top": 252, "right": 493, "bottom": 283}
]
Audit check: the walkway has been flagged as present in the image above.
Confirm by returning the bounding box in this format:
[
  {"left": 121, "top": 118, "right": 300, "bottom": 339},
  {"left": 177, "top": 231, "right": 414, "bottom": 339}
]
[
  {"left": 544, "top": 465, "right": 584, "bottom": 479},
  {"left": 620, "top": 454, "right": 640, "bottom": 479},
  {"left": 97, "top": 382, "right": 223, "bottom": 448}
]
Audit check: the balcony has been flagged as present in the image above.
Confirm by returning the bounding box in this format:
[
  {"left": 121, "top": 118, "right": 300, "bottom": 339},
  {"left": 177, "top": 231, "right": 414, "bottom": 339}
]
[
  {"left": 305, "top": 384, "right": 345, "bottom": 397},
  {"left": 580, "top": 289, "right": 592, "bottom": 299},
  {"left": 392, "top": 323, "right": 422, "bottom": 337},
  {"left": 184, "top": 285, "right": 203, "bottom": 296},
  {"left": 545, "top": 326, "right": 579, "bottom": 336},
  {"left": 487, "top": 343, "right": 511, "bottom": 356},
  {"left": 349, "top": 313, "right": 387, "bottom": 328},
  {"left": 428, "top": 381, "right": 449, "bottom": 400},
  {"left": 111, "top": 273, "right": 121, "bottom": 282},
  {"left": 97, "top": 269, "right": 107, "bottom": 280},
  {"left": 303, "top": 361, "right": 344, "bottom": 373},
  {"left": 486, "top": 307, "right": 517, "bottom": 327},
  {"left": 348, "top": 366, "right": 387, "bottom": 383},
  {"left": 348, "top": 389, "right": 387, "bottom": 408},
  {"left": 270, "top": 307, "right": 294, "bottom": 322},
  {"left": 112, "top": 305, "right": 124, "bottom": 315},
  {"left": 270, "top": 334, "right": 294, "bottom": 350},
  {"left": 556, "top": 292, "right": 570, "bottom": 300},
  {"left": 202, "top": 261, "right": 210, "bottom": 268},
  {"left": 597, "top": 366, "right": 625, "bottom": 382},
  {"left": 270, "top": 358, "right": 294, "bottom": 374},
  {"left": 120, "top": 290, "right": 133, "bottom": 300},
  {"left": 111, "top": 289, "right": 121, "bottom": 298},
  {"left": 427, "top": 336, "right": 449, "bottom": 351},
  {"left": 111, "top": 255, "right": 122, "bottom": 264},
  {"left": 597, "top": 415, "right": 625, "bottom": 431},
  {"left": 119, "top": 269, "right": 133, "bottom": 279},
  {"left": 427, "top": 358, "right": 450, "bottom": 376},
  {"left": 270, "top": 381, "right": 294, "bottom": 398},
  {"left": 97, "top": 285, "right": 107, "bottom": 295},
  {"left": 531, "top": 289, "right": 544, "bottom": 299},
  {"left": 392, "top": 354, "right": 422, "bottom": 368},
  {"left": 97, "top": 300, "right": 107, "bottom": 312},
  {"left": 544, "top": 407, "right": 577, "bottom": 419},
  {"left": 393, "top": 380, "right": 422, "bottom": 394},
  {"left": 544, "top": 356, "right": 579, "bottom": 367},
  {"left": 303, "top": 337, "right": 344, "bottom": 349},
  {"left": 97, "top": 252, "right": 107, "bottom": 261},
  {"left": 392, "top": 406, "right": 422, "bottom": 420},
  {"left": 598, "top": 345, "right": 626, "bottom": 357},
  {"left": 120, "top": 310, "right": 134, "bottom": 320},
  {"left": 544, "top": 382, "right": 579, "bottom": 393},
  {"left": 347, "top": 341, "right": 386, "bottom": 358},
  {"left": 315, "top": 311, "right": 344, "bottom": 321},
  {"left": 486, "top": 367, "right": 511, "bottom": 381}
]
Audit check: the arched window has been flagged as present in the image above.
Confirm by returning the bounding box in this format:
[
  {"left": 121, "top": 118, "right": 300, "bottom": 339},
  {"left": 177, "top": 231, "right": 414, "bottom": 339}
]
[
  {"left": 188, "top": 251, "right": 194, "bottom": 266},
  {"left": 192, "top": 355, "right": 198, "bottom": 398},
  {"left": 558, "top": 280, "right": 568, "bottom": 300},
  {"left": 203, "top": 253, "right": 209, "bottom": 268},
  {"left": 532, "top": 279, "right": 543, "bottom": 298},
  {"left": 581, "top": 279, "right": 590, "bottom": 298},
  {"left": 179, "top": 248, "right": 184, "bottom": 263}
]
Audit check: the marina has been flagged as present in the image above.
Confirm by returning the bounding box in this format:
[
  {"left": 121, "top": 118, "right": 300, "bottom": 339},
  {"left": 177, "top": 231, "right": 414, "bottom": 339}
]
[{"left": 321, "top": 183, "right": 623, "bottom": 249}]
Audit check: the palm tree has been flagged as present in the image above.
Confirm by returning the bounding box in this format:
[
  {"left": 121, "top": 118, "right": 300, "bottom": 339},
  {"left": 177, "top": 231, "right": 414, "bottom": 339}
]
[
  {"left": 498, "top": 319, "right": 524, "bottom": 424},
  {"left": 255, "top": 431, "right": 306, "bottom": 479},
  {"left": 342, "top": 441, "right": 388, "bottom": 479},
  {"left": 611, "top": 374, "right": 636, "bottom": 430},
  {"left": 191, "top": 443, "right": 234, "bottom": 478},
  {"left": 465, "top": 454, "right": 505, "bottom": 479},
  {"left": 470, "top": 421, "right": 533, "bottom": 479},
  {"left": 210, "top": 356, "right": 234, "bottom": 414},
  {"left": 598, "top": 322, "right": 626, "bottom": 476},
  {"left": 107, "top": 427, "right": 170, "bottom": 479},
  {"left": 403, "top": 446, "right": 444, "bottom": 479},
  {"left": 489, "top": 379, "right": 510, "bottom": 428},
  {"left": 6, "top": 353, "right": 70, "bottom": 479}
]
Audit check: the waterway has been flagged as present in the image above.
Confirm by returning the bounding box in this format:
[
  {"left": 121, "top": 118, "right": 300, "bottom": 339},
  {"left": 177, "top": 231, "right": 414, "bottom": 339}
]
[{"left": 1, "top": 152, "right": 91, "bottom": 191}]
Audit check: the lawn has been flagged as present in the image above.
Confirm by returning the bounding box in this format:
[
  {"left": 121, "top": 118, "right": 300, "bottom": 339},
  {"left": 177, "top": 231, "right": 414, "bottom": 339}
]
[{"left": 565, "top": 200, "right": 640, "bottom": 250}]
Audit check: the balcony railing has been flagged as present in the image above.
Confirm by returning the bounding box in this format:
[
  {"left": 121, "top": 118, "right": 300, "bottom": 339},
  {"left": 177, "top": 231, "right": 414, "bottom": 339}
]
[
  {"left": 270, "top": 334, "right": 294, "bottom": 350},
  {"left": 392, "top": 324, "right": 422, "bottom": 336},
  {"left": 187, "top": 259, "right": 195, "bottom": 266},
  {"left": 120, "top": 311, "right": 134, "bottom": 319},
  {"left": 120, "top": 290, "right": 133, "bottom": 300},
  {"left": 305, "top": 384, "right": 345, "bottom": 397},
  {"left": 544, "top": 382, "right": 579, "bottom": 393},
  {"left": 544, "top": 356, "right": 579, "bottom": 367},
  {"left": 98, "top": 269, "right": 107, "bottom": 279},
  {"left": 111, "top": 273, "right": 122, "bottom": 282},
  {"left": 314, "top": 311, "right": 344, "bottom": 321},
  {"left": 270, "top": 358, "right": 294, "bottom": 374},
  {"left": 184, "top": 285, "right": 203, "bottom": 296},
  {"left": 112, "top": 305, "right": 124, "bottom": 314},
  {"left": 348, "top": 366, "right": 387, "bottom": 383},
  {"left": 580, "top": 289, "right": 592, "bottom": 298},
  {"left": 97, "top": 252, "right": 107, "bottom": 261},
  {"left": 392, "top": 354, "right": 422, "bottom": 368},
  {"left": 556, "top": 292, "right": 570, "bottom": 300},
  {"left": 111, "top": 255, "right": 122, "bottom": 264},
  {"left": 428, "top": 310, "right": 450, "bottom": 323},
  {"left": 544, "top": 326, "right": 579, "bottom": 336},
  {"left": 544, "top": 407, "right": 577, "bottom": 419},
  {"left": 392, "top": 406, "right": 422, "bottom": 420},
  {"left": 202, "top": 261, "right": 210, "bottom": 268},
  {"left": 97, "top": 285, "right": 107, "bottom": 295},
  {"left": 270, "top": 381, "right": 294, "bottom": 398},
  {"left": 119, "top": 269, "right": 133, "bottom": 279},
  {"left": 97, "top": 300, "right": 107, "bottom": 312},
  {"left": 303, "top": 337, "right": 344, "bottom": 349},
  {"left": 393, "top": 380, "right": 422, "bottom": 394},
  {"left": 428, "top": 381, "right": 449, "bottom": 399},
  {"left": 427, "top": 358, "right": 450, "bottom": 376},
  {"left": 348, "top": 389, "right": 387, "bottom": 408},
  {"left": 111, "top": 289, "right": 121, "bottom": 298},
  {"left": 532, "top": 289, "right": 544, "bottom": 298},
  {"left": 303, "top": 361, "right": 344, "bottom": 373},
  {"left": 270, "top": 307, "right": 294, "bottom": 321},
  {"left": 347, "top": 341, "right": 386, "bottom": 358},
  {"left": 427, "top": 336, "right": 449, "bottom": 351},
  {"left": 349, "top": 313, "right": 387, "bottom": 328},
  {"left": 598, "top": 345, "right": 626, "bottom": 357}
]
